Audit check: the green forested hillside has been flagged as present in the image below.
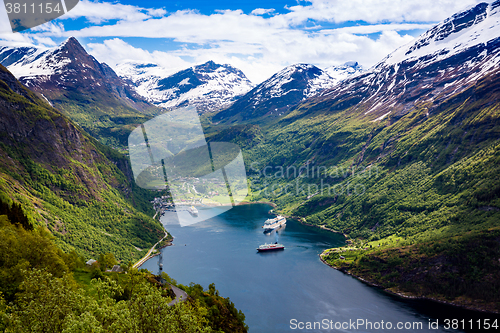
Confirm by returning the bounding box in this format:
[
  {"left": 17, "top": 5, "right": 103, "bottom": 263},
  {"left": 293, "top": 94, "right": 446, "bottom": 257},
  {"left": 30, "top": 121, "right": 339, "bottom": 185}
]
[
  {"left": 206, "top": 68, "right": 500, "bottom": 310},
  {"left": 0, "top": 64, "right": 165, "bottom": 263}
]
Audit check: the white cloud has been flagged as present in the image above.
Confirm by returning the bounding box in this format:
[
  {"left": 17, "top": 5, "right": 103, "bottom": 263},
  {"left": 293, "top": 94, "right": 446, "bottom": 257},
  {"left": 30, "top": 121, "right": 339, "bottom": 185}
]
[
  {"left": 32, "top": 36, "right": 58, "bottom": 47},
  {"left": 62, "top": 0, "right": 163, "bottom": 24},
  {"left": 251, "top": 8, "right": 276, "bottom": 16},
  {"left": 322, "top": 23, "right": 434, "bottom": 35},
  {"left": 284, "top": 0, "right": 487, "bottom": 24},
  {"left": 86, "top": 38, "right": 190, "bottom": 72},
  {"left": 30, "top": 21, "right": 66, "bottom": 36},
  {"left": 147, "top": 8, "right": 168, "bottom": 17}
]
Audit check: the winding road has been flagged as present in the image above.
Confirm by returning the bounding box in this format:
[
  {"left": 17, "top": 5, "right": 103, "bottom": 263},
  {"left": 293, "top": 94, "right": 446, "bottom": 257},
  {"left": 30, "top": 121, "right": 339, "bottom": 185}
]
[
  {"left": 133, "top": 230, "right": 168, "bottom": 269},
  {"left": 168, "top": 284, "right": 189, "bottom": 305}
]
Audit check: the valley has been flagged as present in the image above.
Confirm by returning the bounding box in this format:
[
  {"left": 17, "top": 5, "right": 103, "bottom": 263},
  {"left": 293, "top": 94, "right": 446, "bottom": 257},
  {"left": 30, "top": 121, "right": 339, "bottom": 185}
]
[{"left": 0, "top": 0, "right": 500, "bottom": 329}]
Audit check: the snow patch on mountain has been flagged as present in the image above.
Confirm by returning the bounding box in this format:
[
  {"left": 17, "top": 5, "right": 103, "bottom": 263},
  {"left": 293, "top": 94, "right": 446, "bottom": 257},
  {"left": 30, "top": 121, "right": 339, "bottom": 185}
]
[
  {"left": 316, "top": 1, "right": 500, "bottom": 122},
  {"left": 250, "top": 62, "right": 363, "bottom": 105},
  {"left": 324, "top": 61, "right": 364, "bottom": 82}
]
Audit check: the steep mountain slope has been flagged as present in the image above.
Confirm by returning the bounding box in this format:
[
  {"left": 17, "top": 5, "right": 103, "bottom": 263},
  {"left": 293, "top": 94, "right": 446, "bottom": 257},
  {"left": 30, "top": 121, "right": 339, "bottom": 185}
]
[
  {"left": 0, "top": 37, "right": 158, "bottom": 148},
  {"left": 0, "top": 64, "right": 164, "bottom": 262},
  {"left": 117, "top": 60, "right": 254, "bottom": 112},
  {"left": 211, "top": 63, "right": 360, "bottom": 123},
  {"left": 207, "top": 1, "right": 500, "bottom": 310},
  {"left": 310, "top": 0, "right": 500, "bottom": 122}
]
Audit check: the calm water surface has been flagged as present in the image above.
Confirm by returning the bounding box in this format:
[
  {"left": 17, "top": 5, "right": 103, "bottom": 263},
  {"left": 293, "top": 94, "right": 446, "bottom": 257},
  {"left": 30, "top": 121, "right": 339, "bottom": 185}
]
[{"left": 140, "top": 204, "right": 496, "bottom": 332}]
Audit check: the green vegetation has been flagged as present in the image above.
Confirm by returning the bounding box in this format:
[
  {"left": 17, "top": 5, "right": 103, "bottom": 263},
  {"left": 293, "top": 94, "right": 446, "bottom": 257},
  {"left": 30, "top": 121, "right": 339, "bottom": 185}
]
[
  {"left": 178, "top": 283, "right": 248, "bottom": 333},
  {"left": 322, "top": 228, "right": 500, "bottom": 312},
  {"left": 0, "top": 209, "right": 248, "bottom": 332},
  {"left": 0, "top": 64, "right": 167, "bottom": 263},
  {"left": 49, "top": 90, "right": 155, "bottom": 150}
]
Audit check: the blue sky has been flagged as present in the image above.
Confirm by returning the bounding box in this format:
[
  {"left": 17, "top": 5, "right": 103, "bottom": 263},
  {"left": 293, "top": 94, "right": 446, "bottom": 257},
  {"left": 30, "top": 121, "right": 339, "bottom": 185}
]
[{"left": 0, "top": 0, "right": 487, "bottom": 83}]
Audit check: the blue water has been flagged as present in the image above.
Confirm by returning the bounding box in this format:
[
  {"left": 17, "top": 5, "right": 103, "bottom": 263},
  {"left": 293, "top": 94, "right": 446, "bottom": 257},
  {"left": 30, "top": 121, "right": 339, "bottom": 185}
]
[{"left": 140, "top": 204, "right": 496, "bottom": 332}]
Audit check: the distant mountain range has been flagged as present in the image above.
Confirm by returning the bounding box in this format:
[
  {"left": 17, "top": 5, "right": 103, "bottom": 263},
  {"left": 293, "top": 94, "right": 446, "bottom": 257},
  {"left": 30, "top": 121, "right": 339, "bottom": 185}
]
[
  {"left": 0, "top": 37, "right": 151, "bottom": 111},
  {"left": 310, "top": 0, "right": 500, "bottom": 122},
  {"left": 212, "top": 62, "right": 363, "bottom": 123},
  {"left": 0, "top": 38, "right": 363, "bottom": 130},
  {"left": 117, "top": 60, "right": 254, "bottom": 112}
]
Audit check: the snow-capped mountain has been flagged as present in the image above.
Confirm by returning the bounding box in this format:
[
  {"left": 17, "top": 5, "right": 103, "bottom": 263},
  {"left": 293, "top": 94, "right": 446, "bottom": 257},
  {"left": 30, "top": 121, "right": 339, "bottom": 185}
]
[
  {"left": 0, "top": 37, "right": 157, "bottom": 147},
  {"left": 117, "top": 60, "right": 254, "bottom": 112},
  {"left": 315, "top": 0, "right": 500, "bottom": 121},
  {"left": 213, "top": 63, "right": 359, "bottom": 123},
  {"left": 384, "top": 1, "right": 500, "bottom": 65},
  {"left": 324, "top": 61, "right": 364, "bottom": 82},
  {"left": 253, "top": 64, "right": 333, "bottom": 101},
  {"left": 0, "top": 37, "right": 151, "bottom": 112}
]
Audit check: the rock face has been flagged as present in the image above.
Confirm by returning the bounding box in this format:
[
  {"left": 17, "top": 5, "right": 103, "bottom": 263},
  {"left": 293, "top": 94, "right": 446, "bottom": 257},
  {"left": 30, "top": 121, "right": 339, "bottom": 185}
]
[
  {"left": 0, "top": 63, "right": 108, "bottom": 199},
  {"left": 212, "top": 63, "right": 361, "bottom": 123},
  {"left": 117, "top": 60, "right": 254, "bottom": 112},
  {"left": 312, "top": 0, "right": 500, "bottom": 121}
]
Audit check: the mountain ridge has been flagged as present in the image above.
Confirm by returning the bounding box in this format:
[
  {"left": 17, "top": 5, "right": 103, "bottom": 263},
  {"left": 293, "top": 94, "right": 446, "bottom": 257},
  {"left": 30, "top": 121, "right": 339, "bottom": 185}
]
[
  {"left": 298, "top": 1, "right": 500, "bottom": 125},
  {"left": 211, "top": 62, "right": 362, "bottom": 123}
]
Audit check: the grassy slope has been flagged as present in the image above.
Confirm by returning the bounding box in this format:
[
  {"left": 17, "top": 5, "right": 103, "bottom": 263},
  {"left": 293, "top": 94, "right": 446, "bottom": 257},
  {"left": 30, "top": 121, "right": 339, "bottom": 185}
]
[{"left": 0, "top": 64, "right": 166, "bottom": 263}]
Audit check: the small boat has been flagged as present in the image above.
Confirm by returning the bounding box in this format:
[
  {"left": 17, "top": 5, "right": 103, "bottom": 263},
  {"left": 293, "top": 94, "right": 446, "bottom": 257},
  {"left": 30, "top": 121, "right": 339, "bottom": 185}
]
[
  {"left": 188, "top": 206, "right": 198, "bottom": 217},
  {"left": 262, "top": 215, "right": 286, "bottom": 232},
  {"left": 257, "top": 242, "right": 285, "bottom": 252}
]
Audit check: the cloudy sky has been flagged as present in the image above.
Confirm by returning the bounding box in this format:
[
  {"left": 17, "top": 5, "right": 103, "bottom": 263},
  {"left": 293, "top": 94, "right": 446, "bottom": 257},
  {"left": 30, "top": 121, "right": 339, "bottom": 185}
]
[{"left": 0, "top": 0, "right": 489, "bottom": 83}]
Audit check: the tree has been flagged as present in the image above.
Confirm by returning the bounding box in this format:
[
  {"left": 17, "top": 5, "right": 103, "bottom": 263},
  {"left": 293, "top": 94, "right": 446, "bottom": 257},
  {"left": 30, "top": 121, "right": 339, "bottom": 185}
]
[
  {"left": 0, "top": 292, "right": 8, "bottom": 332},
  {"left": 9, "top": 270, "right": 79, "bottom": 332},
  {"left": 98, "top": 253, "right": 118, "bottom": 271}
]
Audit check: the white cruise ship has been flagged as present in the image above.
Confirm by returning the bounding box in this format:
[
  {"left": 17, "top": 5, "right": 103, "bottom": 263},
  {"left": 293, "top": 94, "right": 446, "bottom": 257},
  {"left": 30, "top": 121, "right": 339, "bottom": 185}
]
[
  {"left": 188, "top": 206, "right": 198, "bottom": 217},
  {"left": 262, "top": 215, "right": 286, "bottom": 231}
]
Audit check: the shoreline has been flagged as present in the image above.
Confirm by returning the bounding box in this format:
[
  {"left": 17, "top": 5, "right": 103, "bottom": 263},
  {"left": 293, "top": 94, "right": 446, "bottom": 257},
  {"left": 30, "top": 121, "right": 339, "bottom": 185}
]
[
  {"left": 277, "top": 212, "right": 349, "bottom": 240},
  {"left": 199, "top": 200, "right": 277, "bottom": 208},
  {"left": 133, "top": 231, "right": 170, "bottom": 268},
  {"left": 318, "top": 253, "right": 500, "bottom": 315},
  {"left": 296, "top": 218, "right": 348, "bottom": 238},
  {"left": 284, "top": 210, "right": 499, "bottom": 314},
  {"left": 138, "top": 201, "right": 275, "bottom": 268}
]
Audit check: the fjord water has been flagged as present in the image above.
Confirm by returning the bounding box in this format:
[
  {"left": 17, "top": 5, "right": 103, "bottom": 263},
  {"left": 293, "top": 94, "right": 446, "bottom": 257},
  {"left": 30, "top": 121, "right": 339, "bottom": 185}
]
[{"left": 140, "top": 204, "right": 484, "bottom": 332}]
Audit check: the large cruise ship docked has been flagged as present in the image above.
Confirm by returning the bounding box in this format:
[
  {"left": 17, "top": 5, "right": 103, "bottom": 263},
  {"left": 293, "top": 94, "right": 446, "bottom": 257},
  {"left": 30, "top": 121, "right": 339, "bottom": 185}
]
[{"left": 262, "top": 215, "right": 286, "bottom": 232}]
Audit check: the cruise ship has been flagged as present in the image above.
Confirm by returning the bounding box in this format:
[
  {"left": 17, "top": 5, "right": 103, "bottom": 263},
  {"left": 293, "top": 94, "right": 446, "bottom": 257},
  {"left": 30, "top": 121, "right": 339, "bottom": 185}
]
[
  {"left": 262, "top": 215, "right": 286, "bottom": 232},
  {"left": 188, "top": 206, "right": 198, "bottom": 217},
  {"left": 257, "top": 242, "right": 285, "bottom": 252}
]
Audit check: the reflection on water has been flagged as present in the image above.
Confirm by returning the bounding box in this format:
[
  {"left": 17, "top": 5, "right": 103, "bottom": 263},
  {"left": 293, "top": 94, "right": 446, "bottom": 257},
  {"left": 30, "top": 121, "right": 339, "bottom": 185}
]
[{"left": 141, "top": 204, "right": 498, "bottom": 333}]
